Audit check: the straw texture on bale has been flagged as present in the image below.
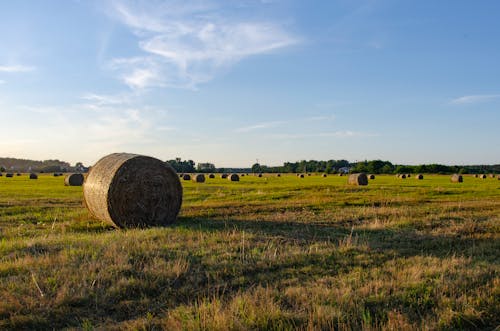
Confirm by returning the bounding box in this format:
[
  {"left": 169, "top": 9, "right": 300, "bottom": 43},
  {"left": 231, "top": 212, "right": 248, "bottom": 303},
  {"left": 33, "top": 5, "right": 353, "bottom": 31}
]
[
  {"left": 451, "top": 174, "right": 463, "bottom": 183},
  {"left": 192, "top": 174, "right": 205, "bottom": 183},
  {"left": 208, "top": 174, "right": 215, "bottom": 178},
  {"left": 83, "top": 153, "right": 182, "bottom": 228},
  {"left": 65, "top": 173, "right": 84, "bottom": 186},
  {"left": 182, "top": 174, "right": 191, "bottom": 181},
  {"left": 221, "top": 173, "right": 228, "bottom": 179},
  {"left": 416, "top": 174, "right": 424, "bottom": 180},
  {"left": 368, "top": 174, "right": 375, "bottom": 179},
  {"left": 29, "top": 173, "right": 38, "bottom": 180},
  {"left": 6, "top": 173, "right": 13, "bottom": 178},
  {"left": 228, "top": 173, "right": 240, "bottom": 181},
  {"left": 348, "top": 173, "right": 368, "bottom": 186}
]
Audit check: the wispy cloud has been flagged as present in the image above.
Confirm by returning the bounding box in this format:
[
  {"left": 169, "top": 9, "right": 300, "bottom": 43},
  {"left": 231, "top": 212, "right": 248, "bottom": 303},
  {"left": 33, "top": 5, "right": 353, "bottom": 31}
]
[
  {"left": 451, "top": 94, "right": 500, "bottom": 104},
  {"left": 0, "top": 65, "right": 35, "bottom": 73},
  {"left": 108, "top": 0, "right": 298, "bottom": 89},
  {"left": 268, "top": 131, "right": 377, "bottom": 139},
  {"left": 234, "top": 121, "right": 285, "bottom": 133}
]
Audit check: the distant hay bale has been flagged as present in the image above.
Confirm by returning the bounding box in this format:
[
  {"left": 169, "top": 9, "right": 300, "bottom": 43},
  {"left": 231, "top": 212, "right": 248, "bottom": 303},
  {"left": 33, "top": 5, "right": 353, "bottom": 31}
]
[
  {"left": 307, "top": 173, "right": 311, "bottom": 176},
  {"left": 182, "top": 174, "right": 191, "bottom": 181},
  {"left": 65, "top": 173, "right": 84, "bottom": 186},
  {"left": 16, "top": 173, "right": 21, "bottom": 176},
  {"left": 322, "top": 173, "right": 327, "bottom": 177},
  {"left": 53, "top": 173, "right": 60, "bottom": 177},
  {"left": 348, "top": 173, "right": 368, "bottom": 186},
  {"left": 192, "top": 174, "right": 205, "bottom": 183},
  {"left": 479, "top": 174, "right": 486, "bottom": 179},
  {"left": 83, "top": 153, "right": 182, "bottom": 228},
  {"left": 179, "top": 173, "right": 184, "bottom": 178},
  {"left": 338, "top": 173, "right": 344, "bottom": 177},
  {"left": 299, "top": 174, "right": 305, "bottom": 178},
  {"left": 368, "top": 174, "right": 375, "bottom": 179},
  {"left": 406, "top": 174, "right": 411, "bottom": 178},
  {"left": 489, "top": 174, "right": 495, "bottom": 178},
  {"left": 473, "top": 174, "right": 478, "bottom": 178},
  {"left": 398, "top": 174, "right": 406, "bottom": 179},
  {"left": 6, "top": 173, "right": 14, "bottom": 178},
  {"left": 415, "top": 174, "right": 424, "bottom": 180},
  {"left": 451, "top": 174, "right": 463, "bottom": 183},
  {"left": 29, "top": 173, "right": 38, "bottom": 180},
  {"left": 208, "top": 174, "right": 215, "bottom": 179},
  {"left": 258, "top": 173, "right": 263, "bottom": 177},
  {"left": 221, "top": 173, "right": 228, "bottom": 179},
  {"left": 241, "top": 174, "right": 245, "bottom": 177},
  {"left": 277, "top": 173, "right": 281, "bottom": 177},
  {"left": 228, "top": 173, "right": 240, "bottom": 182}
]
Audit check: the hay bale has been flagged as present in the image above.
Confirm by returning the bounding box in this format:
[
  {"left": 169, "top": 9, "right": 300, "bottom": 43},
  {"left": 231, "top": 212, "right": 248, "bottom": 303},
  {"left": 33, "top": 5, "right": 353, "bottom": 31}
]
[
  {"left": 16, "top": 173, "right": 21, "bottom": 176},
  {"left": 208, "top": 174, "right": 215, "bottom": 179},
  {"left": 451, "top": 174, "right": 463, "bottom": 183},
  {"left": 182, "top": 174, "right": 191, "bottom": 181},
  {"left": 338, "top": 173, "right": 344, "bottom": 177},
  {"left": 368, "top": 174, "right": 375, "bottom": 179},
  {"left": 241, "top": 174, "right": 245, "bottom": 177},
  {"left": 298, "top": 173, "right": 304, "bottom": 178},
  {"left": 474, "top": 174, "right": 478, "bottom": 178},
  {"left": 406, "top": 174, "right": 411, "bottom": 178},
  {"left": 228, "top": 173, "right": 240, "bottom": 182},
  {"left": 0, "top": 173, "right": 2, "bottom": 177},
  {"left": 179, "top": 173, "right": 184, "bottom": 178},
  {"left": 415, "top": 174, "right": 424, "bottom": 180},
  {"left": 83, "top": 153, "right": 182, "bottom": 228},
  {"left": 307, "top": 173, "right": 311, "bottom": 176},
  {"left": 479, "top": 174, "right": 486, "bottom": 179},
  {"left": 65, "top": 173, "right": 84, "bottom": 186},
  {"left": 348, "top": 173, "right": 368, "bottom": 186},
  {"left": 258, "top": 173, "right": 262, "bottom": 177},
  {"left": 29, "top": 173, "right": 38, "bottom": 180},
  {"left": 398, "top": 174, "right": 406, "bottom": 179},
  {"left": 192, "top": 174, "right": 205, "bottom": 183},
  {"left": 277, "top": 173, "right": 281, "bottom": 177},
  {"left": 221, "top": 173, "right": 228, "bottom": 179},
  {"left": 322, "top": 173, "right": 327, "bottom": 178},
  {"left": 6, "top": 173, "right": 13, "bottom": 178},
  {"left": 489, "top": 174, "right": 495, "bottom": 178},
  {"left": 53, "top": 173, "right": 60, "bottom": 177}
]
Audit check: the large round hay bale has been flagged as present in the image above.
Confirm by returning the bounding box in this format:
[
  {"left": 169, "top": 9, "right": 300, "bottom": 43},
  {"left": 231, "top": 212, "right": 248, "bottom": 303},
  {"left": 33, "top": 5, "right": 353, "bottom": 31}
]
[
  {"left": 415, "top": 174, "right": 424, "bottom": 180},
  {"left": 348, "top": 173, "right": 368, "bottom": 186},
  {"left": 479, "top": 174, "right": 486, "bottom": 179},
  {"left": 182, "top": 174, "right": 191, "bottom": 180},
  {"left": 322, "top": 173, "right": 327, "bottom": 178},
  {"left": 221, "top": 173, "right": 228, "bottom": 179},
  {"left": 192, "top": 174, "right": 205, "bottom": 183},
  {"left": 451, "top": 174, "right": 463, "bottom": 183},
  {"left": 6, "top": 173, "right": 13, "bottom": 178},
  {"left": 65, "top": 173, "right": 84, "bottom": 186},
  {"left": 368, "top": 174, "right": 375, "bottom": 179},
  {"left": 228, "top": 173, "right": 240, "bottom": 182},
  {"left": 29, "top": 173, "right": 38, "bottom": 180},
  {"left": 83, "top": 153, "right": 182, "bottom": 228},
  {"left": 208, "top": 173, "right": 215, "bottom": 179}
]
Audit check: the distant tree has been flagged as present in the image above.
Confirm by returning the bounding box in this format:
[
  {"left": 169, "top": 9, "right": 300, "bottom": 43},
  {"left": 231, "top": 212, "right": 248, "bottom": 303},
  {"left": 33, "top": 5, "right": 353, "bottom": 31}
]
[
  {"left": 0, "top": 166, "right": 5, "bottom": 172},
  {"left": 251, "top": 163, "right": 263, "bottom": 173}
]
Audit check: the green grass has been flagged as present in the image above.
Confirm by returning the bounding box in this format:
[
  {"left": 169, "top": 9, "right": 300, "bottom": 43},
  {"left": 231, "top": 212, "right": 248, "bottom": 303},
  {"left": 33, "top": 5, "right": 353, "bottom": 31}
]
[{"left": 0, "top": 173, "right": 499, "bottom": 330}]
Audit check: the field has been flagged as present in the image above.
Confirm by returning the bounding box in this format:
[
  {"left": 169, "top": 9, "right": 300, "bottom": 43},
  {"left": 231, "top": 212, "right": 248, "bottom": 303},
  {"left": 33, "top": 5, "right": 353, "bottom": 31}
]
[{"left": 0, "top": 174, "right": 499, "bottom": 330}]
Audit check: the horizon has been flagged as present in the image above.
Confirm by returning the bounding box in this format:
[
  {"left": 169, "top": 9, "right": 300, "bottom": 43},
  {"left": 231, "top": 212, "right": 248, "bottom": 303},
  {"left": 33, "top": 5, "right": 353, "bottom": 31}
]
[{"left": 1, "top": 1, "right": 499, "bottom": 167}]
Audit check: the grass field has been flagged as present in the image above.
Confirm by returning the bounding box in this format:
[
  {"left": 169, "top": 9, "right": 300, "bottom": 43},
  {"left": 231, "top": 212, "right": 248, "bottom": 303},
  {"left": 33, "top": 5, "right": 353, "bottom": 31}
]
[{"left": 0, "top": 174, "right": 499, "bottom": 330}]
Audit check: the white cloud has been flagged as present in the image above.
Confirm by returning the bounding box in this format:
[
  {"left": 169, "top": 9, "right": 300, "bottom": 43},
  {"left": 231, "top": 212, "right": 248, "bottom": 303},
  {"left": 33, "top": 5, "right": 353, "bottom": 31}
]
[
  {"left": 108, "top": 1, "right": 298, "bottom": 89},
  {"left": 451, "top": 94, "right": 500, "bottom": 104},
  {"left": 234, "top": 121, "right": 285, "bottom": 133},
  {"left": 0, "top": 65, "right": 35, "bottom": 73}
]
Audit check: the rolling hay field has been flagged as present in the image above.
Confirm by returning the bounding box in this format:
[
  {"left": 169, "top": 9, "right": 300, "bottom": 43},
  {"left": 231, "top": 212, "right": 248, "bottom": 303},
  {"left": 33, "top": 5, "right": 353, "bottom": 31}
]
[{"left": 0, "top": 174, "right": 499, "bottom": 330}]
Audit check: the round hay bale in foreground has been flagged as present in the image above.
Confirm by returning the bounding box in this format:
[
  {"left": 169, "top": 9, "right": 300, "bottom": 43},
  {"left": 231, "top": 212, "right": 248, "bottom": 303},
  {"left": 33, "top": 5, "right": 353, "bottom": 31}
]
[
  {"left": 228, "top": 173, "right": 240, "bottom": 182},
  {"left": 368, "top": 174, "right": 375, "bottom": 179},
  {"left": 6, "top": 173, "right": 13, "bottom": 178},
  {"left": 451, "top": 174, "right": 463, "bottom": 183},
  {"left": 348, "top": 173, "right": 368, "bottom": 186},
  {"left": 182, "top": 174, "right": 191, "bottom": 181},
  {"left": 415, "top": 174, "right": 424, "bottom": 180},
  {"left": 83, "top": 153, "right": 182, "bottom": 228},
  {"left": 65, "top": 173, "right": 84, "bottom": 186},
  {"left": 221, "top": 173, "right": 228, "bottom": 179},
  {"left": 192, "top": 174, "right": 205, "bottom": 183},
  {"left": 208, "top": 174, "right": 215, "bottom": 179},
  {"left": 29, "top": 173, "right": 38, "bottom": 180}
]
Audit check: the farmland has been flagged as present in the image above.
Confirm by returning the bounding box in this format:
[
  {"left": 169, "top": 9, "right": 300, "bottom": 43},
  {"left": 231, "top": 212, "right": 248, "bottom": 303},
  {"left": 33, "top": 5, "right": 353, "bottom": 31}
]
[{"left": 0, "top": 174, "right": 499, "bottom": 330}]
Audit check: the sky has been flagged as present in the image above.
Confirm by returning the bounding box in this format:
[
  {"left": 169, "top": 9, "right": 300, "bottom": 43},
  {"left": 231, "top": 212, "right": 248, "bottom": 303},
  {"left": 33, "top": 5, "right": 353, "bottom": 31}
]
[{"left": 0, "top": 0, "right": 499, "bottom": 167}]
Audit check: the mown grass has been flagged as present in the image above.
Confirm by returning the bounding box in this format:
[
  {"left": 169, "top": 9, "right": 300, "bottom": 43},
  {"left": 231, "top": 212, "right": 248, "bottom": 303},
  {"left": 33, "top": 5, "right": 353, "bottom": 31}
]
[{"left": 0, "top": 174, "right": 499, "bottom": 330}]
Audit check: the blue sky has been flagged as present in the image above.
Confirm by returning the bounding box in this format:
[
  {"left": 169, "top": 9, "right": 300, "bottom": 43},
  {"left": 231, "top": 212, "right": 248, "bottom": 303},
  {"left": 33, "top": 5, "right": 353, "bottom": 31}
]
[{"left": 0, "top": 0, "right": 499, "bottom": 167}]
